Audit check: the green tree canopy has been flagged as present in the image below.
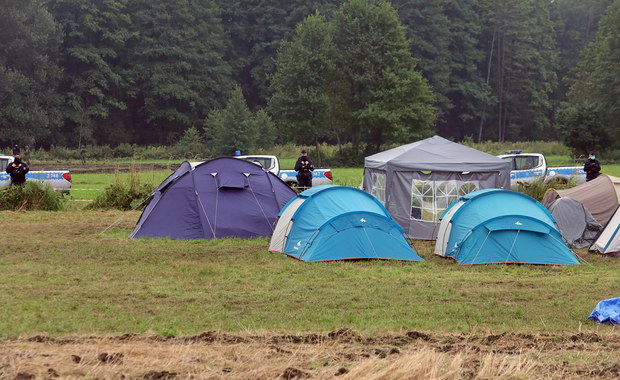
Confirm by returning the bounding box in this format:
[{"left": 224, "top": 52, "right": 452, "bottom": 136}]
[
  {"left": 126, "top": 0, "right": 231, "bottom": 144},
  {"left": 559, "top": 0, "right": 620, "bottom": 152},
  {"left": 551, "top": 0, "right": 612, "bottom": 102},
  {"left": 0, "top": 0, "right": 63, "bottom": 147},
  {"left": 270, "top": 0, "right": 436, "bottom": 155},
  {"left": 268, "top": 13, "right": 335, "bottom": 147},
  {"left": 217, "top": 0, "right": 343, "bottom": 109},
  {"left": 49, "top": 0, "right": 231, "bottom": 147},
  {"left": 331, "top": 0, "right": 436, "bottom": 153},
  {"left": 392, "top": 0, "right": 491, "bottom": 140},
  {"left": 49, "top": 0, "right": 135, "bottom": 147},
  {"left": 556, "top": 102, "right": 610, "bottom": 154},
  {"left": 205, "top": 85, "right": 257, "bottom": 156},
  {"left": 478, "top": 0, "right": 558, "bottom": 142}
]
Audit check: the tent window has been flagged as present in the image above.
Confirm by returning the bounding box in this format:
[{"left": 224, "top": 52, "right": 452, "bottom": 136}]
[
  {"left": 410, "top": 180, "right": 479, "bottom": 222},
  {"left": 371, "top": 173, "right": 386, "bottom": 204}
]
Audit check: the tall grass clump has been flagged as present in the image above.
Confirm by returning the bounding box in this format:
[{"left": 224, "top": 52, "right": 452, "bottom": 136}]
[
  {"left": 461, "top": 139, "right": 572, "bottom": 157},
  {"left": 86, "top": 171, "right": 154, "bottom": 210},
  {"left": 0, "top": 182, "right": 63, "bottom": 211},
  {"left": 515, "top": 177, "right": 576, "bottom": 201}
]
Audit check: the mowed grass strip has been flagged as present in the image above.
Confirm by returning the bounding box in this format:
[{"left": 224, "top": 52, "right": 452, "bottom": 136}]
[
  {"left": 64, "top": 157, "right": 620, "bottom": 202},
  {"left": 69, "top": 170, "right": 172, "bottom": 201},
  {"left": 1, "top": 210, "right": 619, "bottom": 338}
]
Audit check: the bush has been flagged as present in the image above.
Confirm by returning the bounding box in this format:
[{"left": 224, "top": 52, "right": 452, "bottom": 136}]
[
  {"left": 322, "top": 143, "right": 366, "bottom": 167},
  {"left": 8, "top": 140, "right": 610, "bottom": 164},
  {"left": 556, "top": 102, "right": 611, "bottom": 155},
  {"left": 113, "top": 143, "right": 136, "bottom": 158},
  {"left": 86, "top": 172, "right": 154, "bottom": 210},
  {"left": 462, "top": 140, "right": 572, "bottom": 157},
  {"left": 49, "top": 145, "right": 80, "bottom": 160},
  {"left": 172, "top": 127, "right": 209, "bottom": 159},
  {"left": 0, "top": 182, "right": 64, "bottom": 211},
  {"left": 515, "top": 177, "right": 576, "bottom": 202}
]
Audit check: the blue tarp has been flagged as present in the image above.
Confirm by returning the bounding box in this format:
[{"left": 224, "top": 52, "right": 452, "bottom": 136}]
[{"left": 588, "top": 297, "right": 620, "bottom": 324}]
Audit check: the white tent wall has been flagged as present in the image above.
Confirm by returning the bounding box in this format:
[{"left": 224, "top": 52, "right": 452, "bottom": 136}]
[
  {"left": 268, "top": 198, "right": 305, "bottom": 253},
  {"left": 591, "top": 205, "right": 620, "bottom": 254},
  {"left": 434, "top": 200, "right": 466, "bottom": 256}
]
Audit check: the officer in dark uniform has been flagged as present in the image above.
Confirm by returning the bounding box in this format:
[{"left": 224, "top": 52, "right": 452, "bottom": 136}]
[
  {"left": 294, "top": 149, "right": 314, "bottom": 192},
  {"left": 6, "top": 155, "right": 29, "bottom": 186},
  {"left": 583, "top": 151, "right": 601, "bottom": 182}
]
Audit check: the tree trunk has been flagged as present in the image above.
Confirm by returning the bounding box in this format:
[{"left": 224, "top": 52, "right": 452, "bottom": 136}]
[
  {"left": 497, "top": 34, "right": 505, "bottom": 142},
  {"left": 314, "top": 137, "right": 321, "bottom": 167},
  {"left": 478, "top": 27, "right": 496, "bottom": 143}
]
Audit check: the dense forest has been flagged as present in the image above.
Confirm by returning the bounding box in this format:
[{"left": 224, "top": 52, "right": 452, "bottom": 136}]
[{"left": 0, "top": 0, "right": 618, "bottom": 156}]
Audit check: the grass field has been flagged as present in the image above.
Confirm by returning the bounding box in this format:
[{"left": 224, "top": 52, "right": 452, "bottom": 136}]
[
  {"left": 1, "top": 210, "right": 619, "bottom": 378},
  {"left": 2, "top": 210, "right": 619, "bottom": 337},
  {"left": 4, "top": 153, "right": 620, "bottom": 378}
]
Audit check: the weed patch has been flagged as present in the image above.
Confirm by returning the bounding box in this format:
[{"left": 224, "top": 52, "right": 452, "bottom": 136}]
[
  {"left": 0, "top": 182, "right": 63, "bottom": 211},
  {"left": 86, "top": 171, "right": 154, "bottom": 210},
  {"left": 515, "top": 177, "right": 577, "bottom": 201}
]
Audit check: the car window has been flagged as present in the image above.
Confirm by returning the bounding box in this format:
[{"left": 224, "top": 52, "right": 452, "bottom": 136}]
[
  {"left": 241, "top": 157, "right": 273, "bottom": 170},
  {"left": 514, "top": 156, "right": 539, "bottom": 170},
  {"left": 258, "top": 158, "right": 272, "bottom": 169},
  {"left": 501, "top": 157, "right": 515, "bottom": 170},
  {"left": 0, "top": 158, "right": 8, "bottom": 169}
]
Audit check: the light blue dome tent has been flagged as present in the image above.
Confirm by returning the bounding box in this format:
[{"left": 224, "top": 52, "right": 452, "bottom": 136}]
[
  {"left": 434, "top": 189, "right": 579, "bottom": 265},
  {"left": 269, "top": 185, "right": 424, "bottom": 262}
]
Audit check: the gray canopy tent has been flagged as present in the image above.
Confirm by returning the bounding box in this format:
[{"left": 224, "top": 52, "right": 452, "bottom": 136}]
[{"left": 362, "top": 136, "right": 511, "bottom": 239}]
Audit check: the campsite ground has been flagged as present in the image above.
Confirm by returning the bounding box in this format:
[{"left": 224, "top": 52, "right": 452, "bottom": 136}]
[
  {"left": 1, "top": 210, "right": 619, "bottom": 378},
  {"left": 2, "top": 157, "right": 620, "bottom": 378}
]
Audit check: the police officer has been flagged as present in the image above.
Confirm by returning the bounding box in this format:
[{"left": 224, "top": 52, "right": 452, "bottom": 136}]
[
  {"left": 6, "top": 154, "right": 29, "bottom": 186},
  {"left": 294, "top": 149, "right": 314, "bottom": 192},
  {"left": 583, "top": 151, "right": 601, "bottom": 182}
]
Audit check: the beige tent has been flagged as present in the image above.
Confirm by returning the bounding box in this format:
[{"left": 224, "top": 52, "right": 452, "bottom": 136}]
[
  {"left": 590, "top": 205, "right": 620, "bottom": 254},
  {"left": 542, "top": 174, "right": 620, "bottom": 226}
]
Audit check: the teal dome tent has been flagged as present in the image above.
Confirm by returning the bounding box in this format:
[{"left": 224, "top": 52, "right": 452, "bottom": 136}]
[
  {"left": 269, "top": 185, "right": 423, "bottom": 262},
  {"left": 434, "top": 189, "right": 579, "bottom": 265}
]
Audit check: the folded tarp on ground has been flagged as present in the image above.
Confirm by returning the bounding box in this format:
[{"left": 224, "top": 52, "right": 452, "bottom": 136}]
[{"left": 588, "top": 297, "right": 620, "bottom": 324}]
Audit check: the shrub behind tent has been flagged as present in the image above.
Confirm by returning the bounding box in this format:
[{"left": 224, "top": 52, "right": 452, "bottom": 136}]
[
  {"left": 435, "top": 189, "right": 579, "bottom": 265},
  {"left": 130, "top": 158, "right": 296, "bottom": 239},
  {"left": 547, "top": 197, "right": 602, "bottom": 248},
  {"left": 269, "top": 185, "right": 423, "bottom": 262}
]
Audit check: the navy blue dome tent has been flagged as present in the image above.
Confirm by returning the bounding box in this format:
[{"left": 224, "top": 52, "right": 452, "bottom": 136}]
[{"left": 130, "top": 157, "right": 296, "bottom": 239}]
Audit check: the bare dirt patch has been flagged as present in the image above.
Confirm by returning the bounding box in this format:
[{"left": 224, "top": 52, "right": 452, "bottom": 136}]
[{"left": 1, "top": 330, "right": 619, "bottom": 379}]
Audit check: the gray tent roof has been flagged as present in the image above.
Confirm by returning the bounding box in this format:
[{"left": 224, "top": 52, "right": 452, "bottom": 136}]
[
  {"left": 364, "top": 135, "right": 511, "bottom": 172},
  {"left": 547, "top": 197, "right": 602, "bottom": 248}
]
